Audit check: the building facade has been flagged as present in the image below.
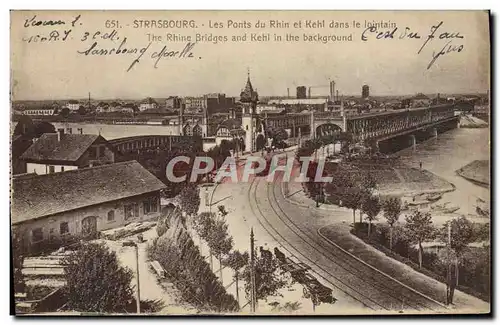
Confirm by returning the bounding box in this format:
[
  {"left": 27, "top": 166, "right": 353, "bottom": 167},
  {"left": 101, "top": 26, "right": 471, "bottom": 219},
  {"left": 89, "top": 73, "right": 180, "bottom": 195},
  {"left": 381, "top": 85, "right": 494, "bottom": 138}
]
[
  {"left": 21, "top": 130, "right": 115, "bottom": 175},
  {"left": 12, "top": 161, "right": 166, "bottom": 252},
  {"left": 139, "top": 97, "right": 159, "bottom": 111},
  {"left": 22, "top": 108, "right": 55, "bottom": 116},
  {"left": 66, "top": 100, "right": 80, "bottom": 112},
  {"left": 166, "top": 96, "right": 182, "bottom": 110}
]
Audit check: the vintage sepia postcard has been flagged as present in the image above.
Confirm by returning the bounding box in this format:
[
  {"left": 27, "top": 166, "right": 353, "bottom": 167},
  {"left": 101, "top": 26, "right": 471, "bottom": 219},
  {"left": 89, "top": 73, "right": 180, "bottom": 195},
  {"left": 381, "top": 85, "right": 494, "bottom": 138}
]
[{"left": 10, "top": 10, "right": 490, "bottom": 316}]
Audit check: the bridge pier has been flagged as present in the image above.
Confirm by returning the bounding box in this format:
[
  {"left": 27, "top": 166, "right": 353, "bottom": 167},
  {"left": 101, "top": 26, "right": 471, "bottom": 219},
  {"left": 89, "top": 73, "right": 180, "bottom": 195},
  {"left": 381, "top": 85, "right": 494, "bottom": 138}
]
[
  {"left": 409, "top": 134, "right": 416, "bottom": 151},
  {"left": 432, "top": 127, "right": 438, "bottom": 139}
]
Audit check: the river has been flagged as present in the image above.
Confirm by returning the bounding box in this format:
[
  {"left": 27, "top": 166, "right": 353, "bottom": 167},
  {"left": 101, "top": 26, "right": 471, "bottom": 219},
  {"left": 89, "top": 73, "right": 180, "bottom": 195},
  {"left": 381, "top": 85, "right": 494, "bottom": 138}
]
[
  {"left": 396, "top": 128, "right": 490, "bottom": 218},
  {"left": 51, "top": 122, "right": 180, "bottom": 140}
]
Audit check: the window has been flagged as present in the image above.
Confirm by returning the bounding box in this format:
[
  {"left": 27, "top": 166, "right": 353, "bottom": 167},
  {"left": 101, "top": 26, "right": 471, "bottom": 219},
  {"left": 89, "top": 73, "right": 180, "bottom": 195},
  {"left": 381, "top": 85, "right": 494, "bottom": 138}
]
[
  {"left": 143, "top": 200, "right": 151, "bottom": 214},
  {"left": 107, "top": 210, "right": 115, "bottom": 222},
  {"left": 143, "top": 198, "right": 159, "bottom": 214},
  {"left": 124, "top": 203, "right": 139, "bottom": 220},
  {"left": 48, "top": 165, "right": 55, "bottom": 174},
  {"left": 150, "top": 198, "right": 158, "bottom": 213},
  {"left": 60, "top": 222, "right": 69, "bottom": 235},
  {"left": 61, "top": 166, "right": 65, "bottom": 172},
  {"left": 99, "top": 146, "right": 106, "bottom": 157},
  {"left": 32, "top": 228, "right": 44, "bottom": 243}
]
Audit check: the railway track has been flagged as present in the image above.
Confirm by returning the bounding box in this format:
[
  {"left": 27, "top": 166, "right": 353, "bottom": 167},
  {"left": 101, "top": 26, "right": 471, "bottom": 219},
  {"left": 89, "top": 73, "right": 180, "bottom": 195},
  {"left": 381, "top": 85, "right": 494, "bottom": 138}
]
[{"left": 246, "top": 174, "right": 446, "bottom": 312}]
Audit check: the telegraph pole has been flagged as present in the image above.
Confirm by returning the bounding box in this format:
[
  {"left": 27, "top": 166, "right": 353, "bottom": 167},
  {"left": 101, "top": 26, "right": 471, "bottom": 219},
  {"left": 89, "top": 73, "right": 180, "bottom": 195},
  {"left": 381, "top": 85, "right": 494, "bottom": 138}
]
[
  {"left": 135, "top": 244, "right": 141, "bottom": 314},
  {"left": 446, "top": 221, "right": 452, "bottom": 305},
  {"left": 250, "top": 228, "right": 256, "bottom": 313},
  {"left": 123, "top": 241, "right": 140, "bottom": 314}
]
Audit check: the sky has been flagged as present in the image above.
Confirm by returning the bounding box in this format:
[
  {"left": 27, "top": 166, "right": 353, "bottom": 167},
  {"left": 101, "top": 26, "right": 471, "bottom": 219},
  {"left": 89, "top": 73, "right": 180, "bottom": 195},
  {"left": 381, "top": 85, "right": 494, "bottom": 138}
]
[{"left": 10, "top": 10, "right": 490, "bottom": 100}]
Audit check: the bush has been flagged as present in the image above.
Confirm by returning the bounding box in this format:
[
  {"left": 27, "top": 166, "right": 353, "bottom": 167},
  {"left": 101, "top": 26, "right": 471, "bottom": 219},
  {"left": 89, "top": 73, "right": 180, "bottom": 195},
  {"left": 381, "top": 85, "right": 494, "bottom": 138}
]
[
  {"left": 350, "top": 223, "right": 490, "bottom": 302},
  {"left": 62, "top": 242, "right": 134, "bottom": 312},
  {"left": 149, "top": 230, "right": 239, "bottom": 312}
]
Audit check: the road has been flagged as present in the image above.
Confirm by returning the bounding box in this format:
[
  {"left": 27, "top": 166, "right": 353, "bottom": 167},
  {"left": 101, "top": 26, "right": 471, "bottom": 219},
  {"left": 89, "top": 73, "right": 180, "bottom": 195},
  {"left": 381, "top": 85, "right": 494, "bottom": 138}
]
[{"left": 239, "top": 152, "right": 447, "bottom": 313}]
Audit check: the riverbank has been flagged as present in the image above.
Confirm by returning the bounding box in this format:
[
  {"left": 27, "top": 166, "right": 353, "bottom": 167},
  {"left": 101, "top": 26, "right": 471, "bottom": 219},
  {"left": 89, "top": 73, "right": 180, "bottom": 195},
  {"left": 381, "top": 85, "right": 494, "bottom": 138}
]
[
  {"left": 12, "top": 113, "right": 178, "bottom": 126},
  {"left": 366, "top": 165, "right": 455, "bottom": 198},
  {"left": 456, "top": 160, "right": 489, "bottom": 188},
  {"left": 459, "top": 114, "right": 488, "bottom": 128},
  {"left": 317, "top": 224, "right": 489, "bottom": 311}
]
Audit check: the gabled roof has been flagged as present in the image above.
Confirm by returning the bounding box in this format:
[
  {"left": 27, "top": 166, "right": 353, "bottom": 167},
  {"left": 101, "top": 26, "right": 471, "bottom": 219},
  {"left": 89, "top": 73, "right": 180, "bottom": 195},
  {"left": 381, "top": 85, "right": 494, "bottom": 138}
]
[
  {"left": 240, "top": 75, "right": 259, "bottom": 103},
  {"left": 11, "top": 161, "right": 166, "bottom": 224},
  {"left": 20, "top": 133, "right": 102, "bottom": 163}
]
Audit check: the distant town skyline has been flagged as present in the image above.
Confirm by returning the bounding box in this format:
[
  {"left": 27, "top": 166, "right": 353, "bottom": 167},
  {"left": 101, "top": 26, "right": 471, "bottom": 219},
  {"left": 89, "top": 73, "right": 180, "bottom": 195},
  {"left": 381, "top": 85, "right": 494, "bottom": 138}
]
[
  {"left": 11, "top": 11, "right": 489, "bottom": 101},
  {"left": 10, "top": 90, "right": 489, "bottom": 103}
]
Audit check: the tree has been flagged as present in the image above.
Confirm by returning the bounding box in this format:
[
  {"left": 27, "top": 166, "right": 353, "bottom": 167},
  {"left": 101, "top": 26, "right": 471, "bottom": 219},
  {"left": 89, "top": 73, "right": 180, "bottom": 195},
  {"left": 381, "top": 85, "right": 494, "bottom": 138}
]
[
  {"left": 361, "top": 171, "right": 377, "bottom": 193},
  {"left": 207, "top": 218, "right": 234, "bottom": 284},
  {"left": 78, "top": 105, "right": 87, "bottom": 115},
  {"left": 178, "top": 184, "right": 200, "bottom": 223},
  {"left": 194, "top": 212, "right": 216, "bottom": 271},
  {"left": 223, "top": 250, "right": 249, "bottom": 306},
  {"left": 404, "top": 210, "right": 436, "bottom": 269},
  {"left": 60, "top": 107, "right": 70, "bottom": 117},
  {"left": 439, "top": 216, "right": 475, "bottom": 287},
  {"left": 382, "top": 197, "right": 402, "bottom": 250},
  {"left": 266, "top": 126, "right": 288, "bottom": 147},
  {"left": 62, "top": 243, "right": 134, "bottom": 312},
  {"left": 324, "top": 169, "right": 361, "bottom": 225},
  {"left": 12, "top": 229, "right": 26, "bottom": 294},
  {"left": 362, "top": 195, "right": 381, "bottom": 238},
  {"left": 13, "top": 115, "right": 34, "bottom": 137},
  {"left": 256, "top": 134, "right": 266, "bottom": 151},
  {"left": 33, "top": 121, "right": 56, "bottom": 138},
  {"left": 242, "top": 248, "right": 290, "bottom": 305}
]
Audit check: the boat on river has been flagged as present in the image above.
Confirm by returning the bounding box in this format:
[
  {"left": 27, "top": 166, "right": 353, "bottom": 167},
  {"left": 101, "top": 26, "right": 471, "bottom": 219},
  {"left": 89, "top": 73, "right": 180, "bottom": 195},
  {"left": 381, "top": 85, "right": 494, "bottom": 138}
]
[
  {"left": 426, "top": 193, "right": 442, "bottom": 202},
  {"left": 431, "top": 202, "right": 460, "bottom": 214},
  {"left": 475, "top": 198, "right": 490, "bottom": 217}
]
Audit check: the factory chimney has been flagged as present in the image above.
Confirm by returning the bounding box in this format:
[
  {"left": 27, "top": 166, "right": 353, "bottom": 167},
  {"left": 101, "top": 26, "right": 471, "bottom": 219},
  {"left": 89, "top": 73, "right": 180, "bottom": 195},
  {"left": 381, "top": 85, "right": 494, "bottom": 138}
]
[
  {"left": 330, "top": 81, "right": 335, "bottom": 102},
  {"left": 287, "top": 88, "right": 290, "bottom": 98}
]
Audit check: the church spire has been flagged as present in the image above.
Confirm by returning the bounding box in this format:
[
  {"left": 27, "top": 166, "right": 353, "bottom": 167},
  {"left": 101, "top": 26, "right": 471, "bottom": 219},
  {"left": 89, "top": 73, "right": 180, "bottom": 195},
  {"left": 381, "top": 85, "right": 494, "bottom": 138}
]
[{"left": 240, "top": 68, "right": 258, "bottom": 103}]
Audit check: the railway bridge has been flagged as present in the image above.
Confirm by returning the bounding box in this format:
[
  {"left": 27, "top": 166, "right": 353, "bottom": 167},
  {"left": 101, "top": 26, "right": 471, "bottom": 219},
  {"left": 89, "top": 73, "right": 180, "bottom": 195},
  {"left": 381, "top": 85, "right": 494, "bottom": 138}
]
[
  {"left": 108, "top": 135, "right": 202, "bottom": 154},
  {"left": 262, "top": 104, "right": 458, "bottom": 149}
]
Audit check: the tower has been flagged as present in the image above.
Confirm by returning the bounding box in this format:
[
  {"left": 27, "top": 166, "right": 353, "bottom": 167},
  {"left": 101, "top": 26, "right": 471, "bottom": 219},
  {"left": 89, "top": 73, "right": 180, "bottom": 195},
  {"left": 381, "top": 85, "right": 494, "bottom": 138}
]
[
  {"left": 362, "top": 84, "right": 370, "bottom": 99},
  {"left": 240, "top": 69, "right": 259, "bottom": 152},
  {"left": 329, "top": 81, "right": 335, "bottom": 101},
  {"left": 296, "top": 86, "right": 307, "bottom": 99}
]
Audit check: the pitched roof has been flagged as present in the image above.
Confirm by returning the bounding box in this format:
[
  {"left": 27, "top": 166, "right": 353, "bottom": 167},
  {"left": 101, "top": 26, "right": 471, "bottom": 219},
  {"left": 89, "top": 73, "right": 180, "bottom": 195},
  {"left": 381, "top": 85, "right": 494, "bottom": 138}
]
[
  {"left": 240, "top": 76, "right": 259, "bottom": 103},
  {"left": 11, "top": 161, "right": 166, "bottom": 224},
  {"left": 20, "top": 133, "right": 101, "bottom": 163}
]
